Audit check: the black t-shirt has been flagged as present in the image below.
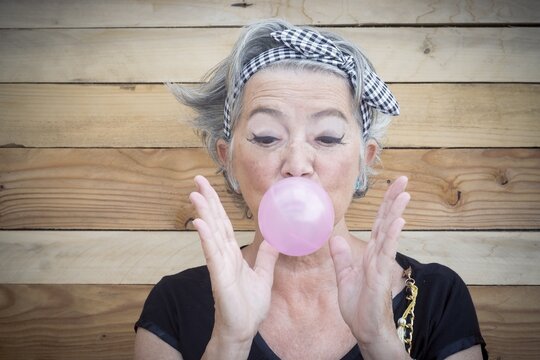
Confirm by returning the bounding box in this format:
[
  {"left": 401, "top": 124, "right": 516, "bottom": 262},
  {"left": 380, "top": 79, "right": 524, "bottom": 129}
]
[{"left": 135, "top": 253, "right": 488, "bottom": 359}]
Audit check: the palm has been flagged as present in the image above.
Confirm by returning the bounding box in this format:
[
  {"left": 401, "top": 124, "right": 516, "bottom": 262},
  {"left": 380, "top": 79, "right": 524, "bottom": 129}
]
[
  {"left": 330, "top": 176, "right": 410, "bottom": 343},
  {"left": 189, "top": 175, "right": 279, "bottom": 341}
]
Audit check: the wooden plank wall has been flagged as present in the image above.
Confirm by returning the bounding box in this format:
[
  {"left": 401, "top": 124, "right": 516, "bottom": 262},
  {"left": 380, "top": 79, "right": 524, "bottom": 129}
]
[{"left": 0, "top": 1, "right": 539, "bottom": 359}]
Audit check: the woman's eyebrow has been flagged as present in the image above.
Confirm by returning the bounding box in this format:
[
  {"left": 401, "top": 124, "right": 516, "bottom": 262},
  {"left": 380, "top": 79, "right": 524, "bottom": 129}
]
[
  {"left": 247, "top": 106, "right": 284, "bottom": 120},
  {"left": 310, "top": 108, "right": 348, "bottom": 123}
]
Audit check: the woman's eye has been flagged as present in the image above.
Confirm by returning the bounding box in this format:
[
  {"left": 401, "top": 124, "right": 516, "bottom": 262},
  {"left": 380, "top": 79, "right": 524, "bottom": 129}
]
[
  {"left": 248, "top": 135, "right": 279, "bottom": 145},
  {"left": 316, "top": 135, "right": 345, "bottom": 145}
]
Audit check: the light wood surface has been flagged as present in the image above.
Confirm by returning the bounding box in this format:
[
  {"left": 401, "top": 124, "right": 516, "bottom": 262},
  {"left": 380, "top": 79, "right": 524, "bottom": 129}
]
[
  {"left": 471, "top": 286, "right": 540, "bottom": 360},
  {"left": 0, "top": 230, "right": 537, "bottom": 285},
  {"left": 1, "top": 0, "right": 538, "bottom": 28},
  {"left": 0, "top": 284, "right": 537, "bottom": 359},
  {"left": 1, "top": 1, "right": 538, "bottom": 358},
  {"left": 1, "top": 27, "right": 539, "bottom": 83},
  {"left": 1, "top": 83, "right": 538, "bottom": 148},
  {"left": 0, "top": 284, "right": 148, "bottom": 360},
  {"left": 1, "top": 148, "right": 538, "bottom": 230}
]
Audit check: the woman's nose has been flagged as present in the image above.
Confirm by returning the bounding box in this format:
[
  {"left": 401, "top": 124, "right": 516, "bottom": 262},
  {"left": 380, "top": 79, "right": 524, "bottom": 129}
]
[{"left": 281, "top": 142, "right": 314, "bottom": 178}]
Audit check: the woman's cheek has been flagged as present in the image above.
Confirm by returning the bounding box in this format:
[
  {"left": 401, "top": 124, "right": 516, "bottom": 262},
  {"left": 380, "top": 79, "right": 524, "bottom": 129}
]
[
  {"left": 234, "top": 155, "right": 274, "bottom": 205},
  {"left": 325, "top": 160, "right": 358, "bottom": 219},
  {"left": 329, "top": 191, "right": 352, "bottom": 224}
]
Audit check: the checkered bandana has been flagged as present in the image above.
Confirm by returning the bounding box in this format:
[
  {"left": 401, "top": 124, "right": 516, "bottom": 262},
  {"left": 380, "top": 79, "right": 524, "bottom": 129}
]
[{"left": 223, "top": 28, "right": 399, "bottom": 139}]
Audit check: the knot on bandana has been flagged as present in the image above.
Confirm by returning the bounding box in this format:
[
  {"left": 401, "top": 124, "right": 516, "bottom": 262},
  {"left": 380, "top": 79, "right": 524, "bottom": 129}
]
[
  {"left": 223, "top": 28, "right": 399, "bottom": 139},
  {"left": 271, "top": 29, "right": 358, "bottom": 88}
]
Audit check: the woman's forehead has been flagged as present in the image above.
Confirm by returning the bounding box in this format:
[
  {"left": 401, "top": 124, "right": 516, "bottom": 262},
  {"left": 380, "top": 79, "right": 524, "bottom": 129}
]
[
  {"left": 233, "top": 69, "right": 360, "bottom": 135},
  {"left": 241, "top": 68, "right": 353, "bottom": 108}
]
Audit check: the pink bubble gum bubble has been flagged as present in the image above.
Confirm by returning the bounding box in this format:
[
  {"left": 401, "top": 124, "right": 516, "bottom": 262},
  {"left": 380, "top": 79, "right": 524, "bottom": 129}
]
[{"left": 258, "top": 177, "right": 335, "bottom": 257}]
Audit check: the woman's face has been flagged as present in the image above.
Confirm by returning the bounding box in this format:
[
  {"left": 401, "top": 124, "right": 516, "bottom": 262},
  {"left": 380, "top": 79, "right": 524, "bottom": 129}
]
[{"left": 219, "top": 68, "right": 373, "bottom": 226}]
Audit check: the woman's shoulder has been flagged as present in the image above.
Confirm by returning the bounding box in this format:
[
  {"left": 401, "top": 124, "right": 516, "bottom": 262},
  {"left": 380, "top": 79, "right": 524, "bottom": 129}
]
[
  {"left": 154, "top": 265, "right": 212, "bottom": 297},
  {"left": 395, "top": 252, "right": 465, "bottom": 292},
  {"left": 395, "top": 254, "right": 487, "bottom": 358},
  {"left": 136, "top": 265, "right": 215, "bottom": 358},
  {"left": 161, "top": 265, "right": 210, "bottom": 283}
]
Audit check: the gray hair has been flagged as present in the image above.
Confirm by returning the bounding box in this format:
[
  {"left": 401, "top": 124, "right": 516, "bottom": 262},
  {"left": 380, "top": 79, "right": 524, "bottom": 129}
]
[{"left": 167, "top": 19, "right": 392, "bottom": 214}]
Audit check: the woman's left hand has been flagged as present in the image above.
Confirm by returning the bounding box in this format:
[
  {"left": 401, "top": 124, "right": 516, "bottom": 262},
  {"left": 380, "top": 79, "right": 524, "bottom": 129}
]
[{"left": 329, "top": 176, "right": 411, "bottom": 359}]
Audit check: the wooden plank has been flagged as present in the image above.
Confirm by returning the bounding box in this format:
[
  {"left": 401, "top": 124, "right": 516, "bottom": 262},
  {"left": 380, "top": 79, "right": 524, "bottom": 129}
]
[
  {"left": 470, "top": 286, "right": 540, "bottom": 360},
  {"left": 0, "top": 0, "right": 538, "bottom": 28},
  {"left": 0, "top": 230, "right": 538, "bottom": 285},
  {"left": 0, "top": 83, "right": 200, "bottom": 148},
  {"left": 0, "top": 84, "right": 200, "bottom": 148},
  {"left": 1, "top": 148, "right": 539, "bottom": 230},
  {"left": 0, "top": 284, "right": 148, "bottom": 360},
  {"left": 1, "top": 27, "right": 539, "bottom": 83},
  {"left": 388, "top": 83, "right": 540, "bottom": 148},
  {"left": 1, "top": 83, "right": 539, "bottom": 148},
  {"left": 0, "top": 284, "right": 538, "bottom": 359}
]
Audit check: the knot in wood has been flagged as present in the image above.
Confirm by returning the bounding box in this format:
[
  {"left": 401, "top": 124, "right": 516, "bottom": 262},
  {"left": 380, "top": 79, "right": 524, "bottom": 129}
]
[
  {"left": 444, "top": 180, "right": 462, "bottom": 207},
  {"left": 447, "top": 189, "right": 462, "bottom": 207},
  {"left": 495, "top": 169, "right": 509, "bottom": 186}
]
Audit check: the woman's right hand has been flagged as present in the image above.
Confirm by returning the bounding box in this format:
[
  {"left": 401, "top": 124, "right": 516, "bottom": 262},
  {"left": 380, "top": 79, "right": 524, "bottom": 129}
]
[{"left": 189, "top": 175, "right": 279, "bottom": 352}]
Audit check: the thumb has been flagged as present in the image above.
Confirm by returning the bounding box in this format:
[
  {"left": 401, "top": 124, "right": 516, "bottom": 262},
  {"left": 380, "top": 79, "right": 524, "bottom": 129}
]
[
  {"left": 254, "top": 240, "right": 279, "bottom": 285},
  {"left": 329, "top": 236, "right": 354, "bottom": 280}
]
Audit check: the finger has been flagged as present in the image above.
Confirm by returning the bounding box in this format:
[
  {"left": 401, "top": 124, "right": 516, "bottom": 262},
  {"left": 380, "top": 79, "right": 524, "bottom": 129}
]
[
  {"left": 189, "top": 191, "right": 218, "bottom": 233},
  {"left": 388, "top": 176, "right": 409, "bottom": 199},
  {"left": 329, "top": 236, "right": 354, "bottom": 282},
  {"left": 376, "top": 217, "right": 406, "bottom": 275},
  {"left": 371, "top": 218, "right": 383, "bottom": 242},
  {"left": 190, "top": 191, "right": 231, "bottom": 258},
  {"left": 376, "top": 192, "right": 411, "bottom": 242},
  {"left": 194, "top": 176, "right": 226, "bottom": 235},
  {"left": 372, "top": 176, "right": 408, "bottom": 238},
  {"left": 192, "top": 217, "right": 223, "bottom": 272},
  {"left": 194, "top": 175, "right": 226, "bottom": 218},
  {"left": 194, "top": 175, "right": 236, "bottom": 242},
  {"left": 381, "top": 217, "right": 406, "bottom": 258},
  {"left": 374, "top": 192, "right": 410, "bottom": 253},
  {"left": 254, "top": 240, "right": 279, "bottom": 286},
  {"left": 368, "top": 217, "right": 406, "bottom": 288},
  {"left": 373, "top": 193, "right": 409, "bottom": 273},
  {"left": 379, "top": 176, "right": 408, "bottom": 217},
  {"left": 191, "top": 178, "right": 230, "bottom": 241},
  {"left": 363, "top": 236, "right": 377, "bottom": 271}
]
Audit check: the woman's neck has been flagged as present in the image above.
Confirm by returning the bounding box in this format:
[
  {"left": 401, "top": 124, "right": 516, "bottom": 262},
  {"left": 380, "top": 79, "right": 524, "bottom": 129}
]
[{"left": 242, "top": 219, "right": 367, "bottom": 297}]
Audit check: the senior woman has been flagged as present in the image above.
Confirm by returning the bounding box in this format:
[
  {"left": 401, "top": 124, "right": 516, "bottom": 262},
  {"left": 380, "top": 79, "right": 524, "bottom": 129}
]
[{"left": 134, "top": 19, "right": 487, "bottom": 359}]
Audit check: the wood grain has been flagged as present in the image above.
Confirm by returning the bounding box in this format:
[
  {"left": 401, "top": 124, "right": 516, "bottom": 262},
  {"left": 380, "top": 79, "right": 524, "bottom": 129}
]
[
  {"left": 0, "top": 1, "right": 537, "bottom": 359},
  {"left": 0, "top": 84, "right": 198, "bottom": 148},
  {"left": 1, "top": 27, "right": 539, "bottom": 83},
  {"left": 470, "top": 286, "right": 540, "bottom": 360},
  {"left": 0, "top": 284, "right": 538, "bottom": 359},
  {"left": 0, "top": 230, "right": 538, "bottom": 285},
  {"left": 0, "top": 0, "right": 538, "bottom": 28},
  {"left": 1, "top": 83, "right": 539, "bottom": 148},
  {"left": 1, "top": 148, "right": 538, "bottom": 230},
  {"left": 0, "top": 284, "right": 147, "bottom": 360}
]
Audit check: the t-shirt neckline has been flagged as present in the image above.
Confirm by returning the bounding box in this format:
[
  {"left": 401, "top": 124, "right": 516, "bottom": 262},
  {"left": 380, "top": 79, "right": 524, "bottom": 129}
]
[{"left": 253, "top": 253, "right": 410, "bottom": 359}]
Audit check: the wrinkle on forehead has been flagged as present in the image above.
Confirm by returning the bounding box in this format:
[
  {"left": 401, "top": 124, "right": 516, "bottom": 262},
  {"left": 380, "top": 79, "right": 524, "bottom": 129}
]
[{"left": 240, "top": 68, "right": 354, "bottom": 117}]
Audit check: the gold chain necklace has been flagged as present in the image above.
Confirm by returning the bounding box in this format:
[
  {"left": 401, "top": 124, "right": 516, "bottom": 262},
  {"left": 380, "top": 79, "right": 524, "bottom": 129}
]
[{"left": 397, "top": 266, "right": 418, "bottom": 355}]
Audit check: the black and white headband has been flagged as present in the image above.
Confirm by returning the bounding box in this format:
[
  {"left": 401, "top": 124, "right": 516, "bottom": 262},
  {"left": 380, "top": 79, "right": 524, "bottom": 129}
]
[{"left": 223, "top": 28, "right": 399, "bottom": 140}]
